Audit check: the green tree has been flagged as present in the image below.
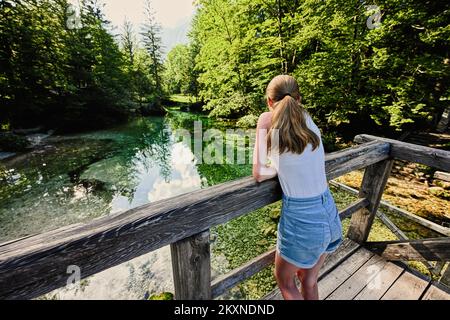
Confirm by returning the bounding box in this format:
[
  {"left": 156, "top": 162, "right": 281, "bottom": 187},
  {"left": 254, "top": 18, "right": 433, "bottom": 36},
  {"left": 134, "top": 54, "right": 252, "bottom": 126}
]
[
  {"left": 0, "top": 0, "right": 158, "bottom": 132},
  {"left": 141, "top": 0, "right": 164, "bottom": 98},
  {"left": 0, "top": 0, "right": 70, "bottom": 127},
  {"left": 187, "top": 0, "right": 449, "bottom": 134},
  {"left": 163, "top": 44, "right": 199, "bottom": 98}
]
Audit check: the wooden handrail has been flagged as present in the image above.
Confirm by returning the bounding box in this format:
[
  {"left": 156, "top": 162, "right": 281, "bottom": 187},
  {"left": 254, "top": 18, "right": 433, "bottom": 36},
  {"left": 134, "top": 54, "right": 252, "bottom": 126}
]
[
  {"left": 354, "top": 134, "right": 450, "bottom": 172},
  {"left": 364, "top": 238, "right": 450, "bottom": 262},
  {"left": 330, "top": 180, "right": 450, "bottom": 237},
  {"left": 0, "top": 140, "right": 390, "bottom": 299}
]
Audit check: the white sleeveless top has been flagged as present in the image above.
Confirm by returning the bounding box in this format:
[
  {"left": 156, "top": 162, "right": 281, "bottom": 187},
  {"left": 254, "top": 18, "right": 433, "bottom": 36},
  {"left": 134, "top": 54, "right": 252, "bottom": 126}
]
[{"left": 269, "top": 113, "right": 328, "bottom": 198}]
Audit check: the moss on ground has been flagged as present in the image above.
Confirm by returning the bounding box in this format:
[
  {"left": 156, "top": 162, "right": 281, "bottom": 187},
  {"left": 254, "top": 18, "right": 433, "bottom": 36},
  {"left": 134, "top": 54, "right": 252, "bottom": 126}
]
[{"left": 211, "top": 203, "right": 280, "bottom": 299}]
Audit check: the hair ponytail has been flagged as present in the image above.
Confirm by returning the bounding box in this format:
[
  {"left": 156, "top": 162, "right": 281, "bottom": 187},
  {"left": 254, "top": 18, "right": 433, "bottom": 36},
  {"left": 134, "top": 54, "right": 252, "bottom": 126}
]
[{"left": 266, "top": 75, "right": 320, "bottom": 155}]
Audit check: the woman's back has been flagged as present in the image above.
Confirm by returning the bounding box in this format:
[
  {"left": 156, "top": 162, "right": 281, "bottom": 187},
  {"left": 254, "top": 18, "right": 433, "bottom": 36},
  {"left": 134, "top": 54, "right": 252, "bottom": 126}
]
[
  {"left": 253, "top": 74, "right": 342, "bottom": 300},
  {"left": 271, "top": 113, "right": 328, "bottom": 198}
]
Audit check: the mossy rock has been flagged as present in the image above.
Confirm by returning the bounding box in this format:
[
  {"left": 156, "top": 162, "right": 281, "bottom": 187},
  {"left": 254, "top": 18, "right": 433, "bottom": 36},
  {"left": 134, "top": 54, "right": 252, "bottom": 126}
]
[{"left": 148, "top": 292, "right": 174, "bottom": 300}]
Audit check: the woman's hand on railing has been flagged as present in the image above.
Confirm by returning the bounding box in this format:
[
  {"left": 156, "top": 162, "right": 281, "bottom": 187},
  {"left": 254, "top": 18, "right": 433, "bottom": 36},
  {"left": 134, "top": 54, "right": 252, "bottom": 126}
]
[{"left": 254, "top": 165, "right": 278, "bottom": 183}]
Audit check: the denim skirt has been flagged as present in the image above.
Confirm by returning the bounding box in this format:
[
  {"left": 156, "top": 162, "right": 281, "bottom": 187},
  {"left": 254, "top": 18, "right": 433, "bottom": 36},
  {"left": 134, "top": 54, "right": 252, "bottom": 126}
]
[{"left": 276, "top": 187, "right": 343, "bottom": 269}]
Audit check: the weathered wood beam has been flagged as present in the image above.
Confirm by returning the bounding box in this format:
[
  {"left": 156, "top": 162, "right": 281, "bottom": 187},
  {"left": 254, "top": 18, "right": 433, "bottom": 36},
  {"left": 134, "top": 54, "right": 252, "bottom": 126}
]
[
  {"left": 325, "top": 140, "right": 390, "bottom": 180},
  {"left": 375, "top": 213, "right": 441, "bottom": 275},
  {"left": 376, "top": 212, "right": 409, "bottom": 240},
  {"left": 171, "top": 230, "right": 211, "bottom": 300},
  {"left": 380, "top": 202, "right": 450, "bottom": 237},
  {"left": 347, "top": 159, "right": 394, "bottom": 243},
  {"left": 0, "top": 141, "right": 389, "bottom": 300},
  {"left": 354, "top": 134, "right": 450, "bottom": 172},
  {"left": 339, "top": 198, "right": 370, "bottom": 220},
  {"left": 330, "top": 180, "right": 450, "bottom": 237},
  {"left": 364, "top": 238, "right": 450, "bottom": 262}
]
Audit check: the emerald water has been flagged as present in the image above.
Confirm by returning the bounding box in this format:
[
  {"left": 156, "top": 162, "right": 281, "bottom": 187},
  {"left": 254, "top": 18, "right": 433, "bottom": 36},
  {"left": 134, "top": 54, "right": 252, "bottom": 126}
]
[{"left": 0, "top": 113, "right": 253, "bottom": 243}]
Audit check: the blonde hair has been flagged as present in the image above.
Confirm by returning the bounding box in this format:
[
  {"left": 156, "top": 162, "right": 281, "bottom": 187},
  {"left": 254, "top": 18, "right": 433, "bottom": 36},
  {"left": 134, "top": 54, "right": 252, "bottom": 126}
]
[{"left": 267, "top": 75, "right": 320, "bottom": 154}]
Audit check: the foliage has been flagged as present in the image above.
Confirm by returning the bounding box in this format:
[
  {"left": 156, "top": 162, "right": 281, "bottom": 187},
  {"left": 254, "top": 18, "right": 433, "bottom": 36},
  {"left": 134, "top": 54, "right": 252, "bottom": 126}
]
[
  {"left": 321, "top": 131, "right": 339, "bottom": 153},
  {"left": 163, "top": 44, "right": 200, "bottom": 98},
  {"left": 236, "top": 114, "right": 259, "bottom": 128},
  {"left": 0, "top": 0, "right": 164, "bottom": 132},
  {"left": 169, "top": 94, "right": 197, "bottom": 104},
  {"left": 148, "top": 292, "right": 174, "bottom": 300},
  {"left": 165, "top": 0, "right": 450, "bottom": 135},
  {"left": 0, "top": 133, "right": 30, "bottom": 152}
]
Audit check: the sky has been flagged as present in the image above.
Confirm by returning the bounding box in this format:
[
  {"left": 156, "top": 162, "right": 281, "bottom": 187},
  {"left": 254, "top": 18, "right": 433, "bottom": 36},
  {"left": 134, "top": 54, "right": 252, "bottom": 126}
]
[
  {"left": 101, "top": 0, "right": 196, "bottom": 29},
  {"left": 102, "top": 0, "right": 196, "bottom": 54},
  {"left": 71, "top": 0, "right": 196, "bottom": 54}
]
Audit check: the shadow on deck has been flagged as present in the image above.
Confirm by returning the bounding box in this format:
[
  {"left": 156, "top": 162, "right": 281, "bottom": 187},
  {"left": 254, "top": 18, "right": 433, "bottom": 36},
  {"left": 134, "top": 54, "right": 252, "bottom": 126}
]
[{"left": 263, "top": 239, "right": 450, "bottom": 300}]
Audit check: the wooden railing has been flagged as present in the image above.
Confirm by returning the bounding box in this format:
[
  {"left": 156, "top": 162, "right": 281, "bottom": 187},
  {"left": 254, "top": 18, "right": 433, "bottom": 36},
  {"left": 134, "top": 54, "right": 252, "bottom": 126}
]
[{"left": 0, "top": 134, "right": 449, "bottom": 300}]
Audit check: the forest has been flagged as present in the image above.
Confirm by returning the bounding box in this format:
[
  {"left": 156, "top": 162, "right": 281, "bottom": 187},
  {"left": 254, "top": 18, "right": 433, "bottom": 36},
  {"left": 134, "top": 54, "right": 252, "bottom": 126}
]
[
  {"left": 165, "top": 0, "right": 449, "bottom": 138},
  {"left": 0, "top": 0, "right": 164, "bottom": 136},
  {"left": 1, "top": 0, "right": 449, "bottom": 145}
]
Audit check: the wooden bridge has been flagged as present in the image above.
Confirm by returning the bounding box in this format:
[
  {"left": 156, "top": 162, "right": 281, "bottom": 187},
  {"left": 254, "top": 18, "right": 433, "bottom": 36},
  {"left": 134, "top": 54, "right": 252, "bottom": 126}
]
[{"left": 0, "top": 134, "right": 449, "bottom": 300}]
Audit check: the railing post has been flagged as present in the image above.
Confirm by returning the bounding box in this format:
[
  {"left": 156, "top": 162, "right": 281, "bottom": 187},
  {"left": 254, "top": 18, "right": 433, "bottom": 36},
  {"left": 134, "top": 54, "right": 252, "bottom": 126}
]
[
  {"left": 347, "top": 158, "right": 394, "bottom": 243},
  {"left": 170, "top": 230, "right": 212, "bottom": 300}
]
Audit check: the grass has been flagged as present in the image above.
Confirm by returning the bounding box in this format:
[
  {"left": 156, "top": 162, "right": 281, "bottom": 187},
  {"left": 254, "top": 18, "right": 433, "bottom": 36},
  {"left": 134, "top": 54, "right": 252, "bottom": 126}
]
[
  {"left": 211, "top": 203, "right": 280, "bottom": 299},
  {"left": 169, "top": 94, "right": 197, "bottom": 104}
]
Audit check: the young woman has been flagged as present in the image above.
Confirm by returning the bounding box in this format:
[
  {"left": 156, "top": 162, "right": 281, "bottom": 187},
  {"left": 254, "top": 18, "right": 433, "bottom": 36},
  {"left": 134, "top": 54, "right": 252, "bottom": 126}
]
[{"left": 253, "top": 75, "right": 343, "bottom": 300}]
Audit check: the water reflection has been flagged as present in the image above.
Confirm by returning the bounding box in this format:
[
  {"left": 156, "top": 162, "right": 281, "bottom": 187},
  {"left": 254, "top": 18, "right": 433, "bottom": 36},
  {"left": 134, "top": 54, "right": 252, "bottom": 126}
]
[
  {"left": 148, "top": 142, "right": 207, "bottom": 202},
  {"left": 0, "top": 116, "right": 203, "bottom": 242}
]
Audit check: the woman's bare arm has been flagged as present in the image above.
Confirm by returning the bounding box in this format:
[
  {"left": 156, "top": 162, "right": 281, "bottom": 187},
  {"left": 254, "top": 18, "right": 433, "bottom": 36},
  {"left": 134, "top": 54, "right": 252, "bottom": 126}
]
[{"left": 253, "top": 112, "right": 277, "bottom": 183}]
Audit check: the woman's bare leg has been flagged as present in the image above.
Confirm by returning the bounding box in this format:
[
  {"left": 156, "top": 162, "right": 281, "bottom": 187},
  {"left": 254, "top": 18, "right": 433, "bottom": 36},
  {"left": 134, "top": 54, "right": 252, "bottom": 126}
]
[
  {"left": 296, "top": 254, "right": 327, "bottom": 300},
  {"left": 274, "top": 251, "right": 304, "bottom": 300}
]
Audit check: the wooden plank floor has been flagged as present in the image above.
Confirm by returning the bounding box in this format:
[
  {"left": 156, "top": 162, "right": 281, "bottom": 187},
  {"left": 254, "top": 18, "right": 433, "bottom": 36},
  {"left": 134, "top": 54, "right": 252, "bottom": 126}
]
[{"left": 263, "top": 239, "right": 450, "bottom": 300}]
